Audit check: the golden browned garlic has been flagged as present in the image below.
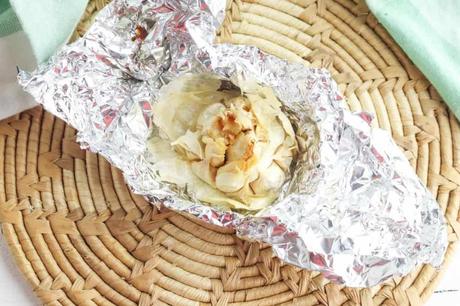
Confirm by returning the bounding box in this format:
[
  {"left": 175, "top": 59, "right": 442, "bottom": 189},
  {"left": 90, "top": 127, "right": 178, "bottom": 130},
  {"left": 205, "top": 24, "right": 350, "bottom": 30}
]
[{"left": 149, "top": 75, "right": 298, "bottom": 211}]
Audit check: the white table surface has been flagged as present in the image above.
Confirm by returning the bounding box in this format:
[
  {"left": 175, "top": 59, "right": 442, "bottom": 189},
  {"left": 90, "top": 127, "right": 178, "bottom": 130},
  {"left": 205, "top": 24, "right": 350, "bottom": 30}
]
[
  {"left": 0, "top": 31, "right": 37, "bottom": 121},
  {"left": 0, "top": 234, "right": 458, "bottom": 305}
]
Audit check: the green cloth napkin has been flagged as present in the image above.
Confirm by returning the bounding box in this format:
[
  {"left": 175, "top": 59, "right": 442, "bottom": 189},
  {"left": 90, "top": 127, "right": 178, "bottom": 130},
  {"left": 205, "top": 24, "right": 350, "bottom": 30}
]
[
  {"left": 0, "top": 1, "right": 20, "bottom": 37},
  {"left": 367, "top": 0, "right": 460, "bottom": 120},
  {"left": 0, "top": 0, "right": 88, "bottom": 63}
]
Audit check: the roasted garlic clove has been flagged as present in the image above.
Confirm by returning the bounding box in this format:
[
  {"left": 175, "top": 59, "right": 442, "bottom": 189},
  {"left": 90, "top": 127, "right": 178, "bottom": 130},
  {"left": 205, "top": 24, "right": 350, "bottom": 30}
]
[
  {"left": 220, "top": 112, "right": 242, "bottom": 136},
  {"left": 197, "top": 103, "right": 226, "bottom": 135},
  {"left": 191, "top": 160, "right": 217, "bottom": 187},
  {"left": 250, "top": 163, "right": 285, "bottom": 194},
  {"left": 229, "top": 101, "right": 253, "bottom": 131},
  {"left": 227, "top": 131, "right": 256, "bottom": 162},
  {"left": 203, "top": 136, "right": 226, "bottom": 167},
  {"left": 215, "top": 161, "right": 246, "bottom": 193},
  {"left": 171, "top": 130, "right": 204, "bottom": 161}
]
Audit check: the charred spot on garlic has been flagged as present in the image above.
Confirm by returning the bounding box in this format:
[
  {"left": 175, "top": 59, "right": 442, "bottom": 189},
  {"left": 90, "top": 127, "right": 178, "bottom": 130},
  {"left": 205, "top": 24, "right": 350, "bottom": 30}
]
[
  {"left": 148, "top": 74, "right": 299, "bottom": 211},
  {"left": 132, "top": 25, "right": 148, "bottom": 41}
]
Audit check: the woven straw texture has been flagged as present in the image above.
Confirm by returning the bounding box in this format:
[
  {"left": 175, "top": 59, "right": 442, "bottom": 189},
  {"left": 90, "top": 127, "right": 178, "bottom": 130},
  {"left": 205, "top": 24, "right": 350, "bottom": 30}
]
[{"left": 1, "top": 0, "right": 460, "bottom": 305}]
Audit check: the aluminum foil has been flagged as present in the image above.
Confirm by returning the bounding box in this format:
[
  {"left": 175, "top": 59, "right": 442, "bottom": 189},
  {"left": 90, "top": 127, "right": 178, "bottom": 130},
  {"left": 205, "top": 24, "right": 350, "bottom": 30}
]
[{"left": 18, "top": 0, "right": 447, "bottom": 287}]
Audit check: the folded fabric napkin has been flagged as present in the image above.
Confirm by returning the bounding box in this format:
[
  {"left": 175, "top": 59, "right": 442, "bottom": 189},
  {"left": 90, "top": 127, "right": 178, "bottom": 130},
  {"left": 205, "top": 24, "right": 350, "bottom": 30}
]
[
  {"left": 6, "top": 0, "right": 88, "bottom": 63},
  {"left": 0, "top": 0, "right": 88, "bottom": 120},
  {"left": 367, "top": 0, "right": 460, "bottom": 120},
  {"left": 0, "top": 0, "right": 20, "bottom": 37}
]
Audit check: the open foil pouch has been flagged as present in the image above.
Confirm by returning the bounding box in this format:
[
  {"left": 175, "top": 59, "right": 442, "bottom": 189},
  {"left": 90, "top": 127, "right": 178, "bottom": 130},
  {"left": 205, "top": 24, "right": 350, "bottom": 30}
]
[{"left": 18, "top": 0, "right": 447, "bottom": 287}]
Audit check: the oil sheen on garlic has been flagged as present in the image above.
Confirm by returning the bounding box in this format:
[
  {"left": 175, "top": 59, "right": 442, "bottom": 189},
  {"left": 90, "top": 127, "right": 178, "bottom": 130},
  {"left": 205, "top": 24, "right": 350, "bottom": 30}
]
[{"left": 149, "top": 74, "right": 298, "bottom": 211}]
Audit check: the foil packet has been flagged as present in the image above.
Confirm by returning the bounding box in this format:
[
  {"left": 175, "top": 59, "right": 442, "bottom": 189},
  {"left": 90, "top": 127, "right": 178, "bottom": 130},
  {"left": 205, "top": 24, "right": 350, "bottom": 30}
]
[{"left": 18, "top": 0, "right": 447, "bottom": 287}]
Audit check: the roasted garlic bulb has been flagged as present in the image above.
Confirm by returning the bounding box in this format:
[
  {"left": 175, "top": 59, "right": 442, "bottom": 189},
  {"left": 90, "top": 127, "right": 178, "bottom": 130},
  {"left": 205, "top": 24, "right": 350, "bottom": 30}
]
[{"left": 148, "top": 74, "right": 298, "bottom": 211}]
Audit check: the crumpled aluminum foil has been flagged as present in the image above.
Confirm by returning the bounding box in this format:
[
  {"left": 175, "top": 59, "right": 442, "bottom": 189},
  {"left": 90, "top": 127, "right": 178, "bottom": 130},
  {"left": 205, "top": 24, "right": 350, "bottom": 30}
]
[{"left": 18, "top": 0, "right": 447, "bottom": 287}]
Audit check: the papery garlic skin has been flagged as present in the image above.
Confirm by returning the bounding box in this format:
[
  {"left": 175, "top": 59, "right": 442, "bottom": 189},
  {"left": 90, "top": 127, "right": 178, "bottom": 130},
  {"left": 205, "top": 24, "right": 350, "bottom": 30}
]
[{"left": 149, "top": 74, "right": 298, "bottom": 210}]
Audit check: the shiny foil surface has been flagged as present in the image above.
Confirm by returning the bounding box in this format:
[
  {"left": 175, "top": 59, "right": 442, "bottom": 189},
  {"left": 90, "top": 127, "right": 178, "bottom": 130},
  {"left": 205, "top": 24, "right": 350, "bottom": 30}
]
[{"left": 18, "top": 0, "right": 447, "bottom": 287}]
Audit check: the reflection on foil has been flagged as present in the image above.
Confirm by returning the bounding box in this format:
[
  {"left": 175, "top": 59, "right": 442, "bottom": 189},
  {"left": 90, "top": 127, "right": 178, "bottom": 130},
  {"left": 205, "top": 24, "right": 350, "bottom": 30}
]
[{"left": 18, "top": 0, "right": 447, "bottom": 287}]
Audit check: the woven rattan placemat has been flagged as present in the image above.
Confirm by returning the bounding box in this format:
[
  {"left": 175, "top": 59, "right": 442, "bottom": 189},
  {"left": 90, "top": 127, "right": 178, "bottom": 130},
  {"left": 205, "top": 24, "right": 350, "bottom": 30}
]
[{"left": 1, "top": 0, "right": 459, "bottom": 305}]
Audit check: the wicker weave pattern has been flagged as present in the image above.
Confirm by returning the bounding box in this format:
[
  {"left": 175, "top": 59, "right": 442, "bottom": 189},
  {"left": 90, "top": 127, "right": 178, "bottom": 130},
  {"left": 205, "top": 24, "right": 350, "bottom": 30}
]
[{"left": 1, "top": 0, "right": 459, "bottom": 305}]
